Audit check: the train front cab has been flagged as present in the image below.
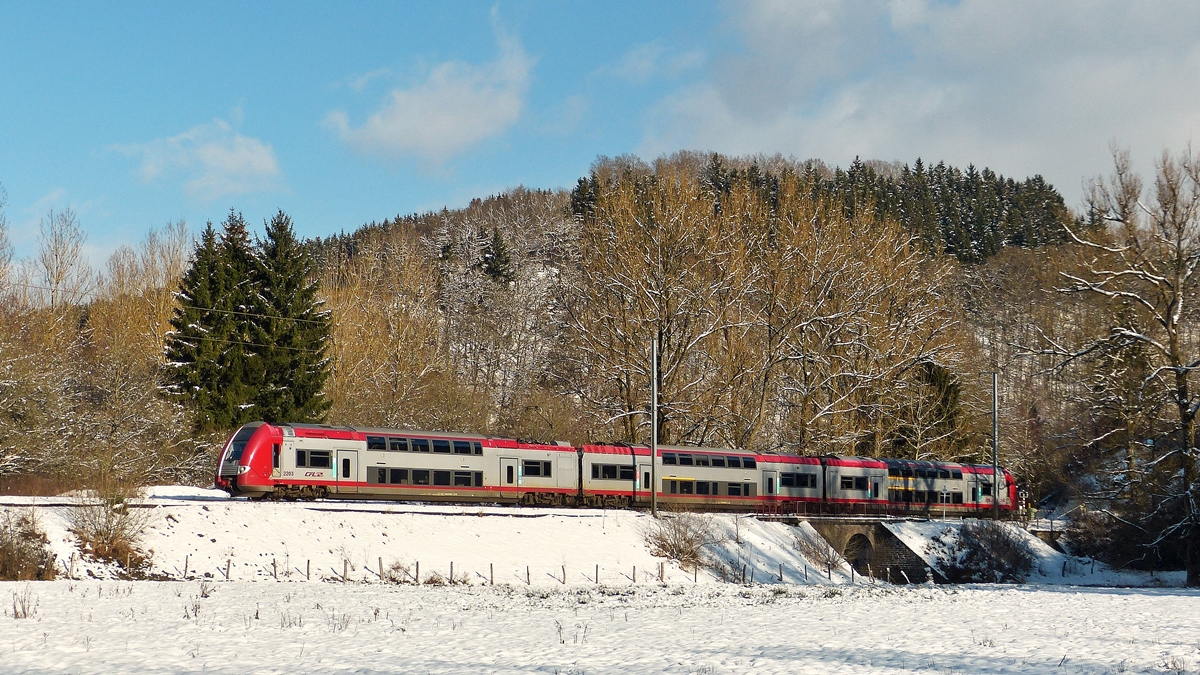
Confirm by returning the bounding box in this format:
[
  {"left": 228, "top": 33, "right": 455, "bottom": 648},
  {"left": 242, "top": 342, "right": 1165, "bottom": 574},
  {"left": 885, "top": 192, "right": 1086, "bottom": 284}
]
[{"left": 215, "top": 422, "right": 283, "bottom": 498}]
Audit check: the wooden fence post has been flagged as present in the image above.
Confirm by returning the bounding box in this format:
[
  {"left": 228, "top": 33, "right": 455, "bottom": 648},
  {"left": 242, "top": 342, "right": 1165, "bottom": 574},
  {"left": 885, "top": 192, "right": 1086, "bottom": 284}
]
[
  {"left": 225, "top": 559, "right": 231, "bottom": 580},
  {"left": 490, "top": 563, "right": 494, "bottom": 585},
  {"left": 379, "top": 557, "right": 384, "bottom": 581},
  {"left": 561, "top": 565, "right": 566, "bottom": 585},
  {"left": 343, "top": 560, "right": 349, "bottom": 582},
  {"left": 306, "top": 559, "right": 310, "bottom": 581},
  {"left": 181, "top": 554, "right": 187, "bottom": 579},
  {"left": 526, "top": 566, "right": 530, "bottom": 585}
]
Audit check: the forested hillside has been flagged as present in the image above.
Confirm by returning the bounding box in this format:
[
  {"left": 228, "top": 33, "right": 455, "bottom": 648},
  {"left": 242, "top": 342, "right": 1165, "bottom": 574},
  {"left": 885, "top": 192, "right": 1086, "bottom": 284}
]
[{"left": 0, "top": 149, "right": 1196, "bottom": 577}]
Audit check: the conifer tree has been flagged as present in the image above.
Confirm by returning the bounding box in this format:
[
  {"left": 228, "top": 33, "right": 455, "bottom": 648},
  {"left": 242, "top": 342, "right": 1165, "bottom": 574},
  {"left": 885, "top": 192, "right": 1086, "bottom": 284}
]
[
  {"left": 479, "top": 226, "right": 515, "bottom": 284},
  {"left": 251, "top": 210, "right": 331, "bottom": 423},
  {"left": 163, "top": 210, "right": 262, "bottom": 431},
  {"left": 211, "top": 210, "right": 261, "bottom": 429},
  {"left": 164, "top": 223, "right": 226, "bottom": 431}
]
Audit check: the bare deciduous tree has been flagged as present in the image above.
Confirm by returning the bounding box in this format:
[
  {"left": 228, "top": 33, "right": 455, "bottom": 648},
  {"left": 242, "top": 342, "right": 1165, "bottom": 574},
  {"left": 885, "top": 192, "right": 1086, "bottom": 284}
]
[
  {"left": 1037, "top": 147, "right": 1200, "bottom": 584},
  {"left": 35, "top": 208, "right": 93, "bottom": 310}
]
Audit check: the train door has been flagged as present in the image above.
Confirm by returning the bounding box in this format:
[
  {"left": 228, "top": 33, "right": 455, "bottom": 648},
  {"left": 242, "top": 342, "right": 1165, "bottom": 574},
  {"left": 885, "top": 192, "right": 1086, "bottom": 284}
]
[
  {"left": 762, "top": 470, "right": 778, "bottom": 497},
  {"left": 500, "top": 457, "right": 520, "bottom": 495},
  {"left": 557, "top": 455, "right": 575, "bottom": 489},
  {"left": 637, "top": 462, "right": 651, "bottom": 500},
  {"left": 337, "top": 450, "right": 358, "bottom": 494}
]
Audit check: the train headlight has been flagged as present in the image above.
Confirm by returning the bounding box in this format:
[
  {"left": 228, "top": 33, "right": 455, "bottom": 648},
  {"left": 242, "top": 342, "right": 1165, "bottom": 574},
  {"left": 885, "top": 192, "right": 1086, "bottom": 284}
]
[{"left": 237, "top": 465, "right": 250, "bottom": 474}]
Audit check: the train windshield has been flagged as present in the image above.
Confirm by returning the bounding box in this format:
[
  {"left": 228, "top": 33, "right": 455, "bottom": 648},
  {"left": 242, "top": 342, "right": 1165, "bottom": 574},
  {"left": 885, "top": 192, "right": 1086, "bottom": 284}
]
[{"left": 225, "top": 426, "right": 258, "bottom": 462}]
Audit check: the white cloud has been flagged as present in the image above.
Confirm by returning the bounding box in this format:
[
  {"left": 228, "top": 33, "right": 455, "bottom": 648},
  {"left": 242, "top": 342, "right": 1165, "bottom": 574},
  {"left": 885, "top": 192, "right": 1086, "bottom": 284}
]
[
  {"left": 606, "top": 42, "right": 704, "bottom": 84},
  {"left": 326, "top": 13, "right": 535, "bottom": 166},
  {"left": 118, "top": 117, "right": 281, "bottom": 202},
  {"left": 642, "top": 0, "right": 1200, "bottom": 204}
]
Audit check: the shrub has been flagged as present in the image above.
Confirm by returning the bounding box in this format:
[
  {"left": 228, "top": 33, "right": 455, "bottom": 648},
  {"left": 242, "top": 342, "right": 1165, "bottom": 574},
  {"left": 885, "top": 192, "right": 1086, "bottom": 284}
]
[
  {"left": 794, "top": 528, "right": 846, "bottom": 573},
  {"left": 641, "top": 510, "right": 720, "bottom": 571},
  {"left": 939, "top": 520, "right": 1034, "bottom": 583},
  {"left": 68, "top": 484, "right": 150, "bottom": 574},
  {"left": 0, "top": 509, "right": 56, "bottom": 581}
]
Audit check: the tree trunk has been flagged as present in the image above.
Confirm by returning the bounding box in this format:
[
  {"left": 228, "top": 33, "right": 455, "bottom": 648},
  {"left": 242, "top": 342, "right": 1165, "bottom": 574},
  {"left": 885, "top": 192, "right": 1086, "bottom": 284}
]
[{"left": 1188, "top": 523, "right": 1200, "bottom": 587}]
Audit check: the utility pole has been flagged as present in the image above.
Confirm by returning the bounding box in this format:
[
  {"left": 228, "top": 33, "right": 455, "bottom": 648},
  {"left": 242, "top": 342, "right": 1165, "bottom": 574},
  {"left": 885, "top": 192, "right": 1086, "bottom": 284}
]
[
  {"left": 651, "top": 338, "right": 659, "bottom": 517},
  {"left": 992, "top": 371, "right": 999, "bottom": 521}
]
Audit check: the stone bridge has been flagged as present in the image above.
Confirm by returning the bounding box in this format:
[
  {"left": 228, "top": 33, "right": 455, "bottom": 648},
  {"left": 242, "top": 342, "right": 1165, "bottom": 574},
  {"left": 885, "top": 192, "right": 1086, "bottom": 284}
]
[{"left": 786, "top": 517, "right": 944, "bottom": 584}]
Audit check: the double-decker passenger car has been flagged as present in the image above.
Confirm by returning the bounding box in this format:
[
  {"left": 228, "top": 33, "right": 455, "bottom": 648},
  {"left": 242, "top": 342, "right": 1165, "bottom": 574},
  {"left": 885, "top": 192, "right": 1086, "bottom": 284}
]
[{"left": 216, "top": 422, "right": 1017, "bottom": 516}]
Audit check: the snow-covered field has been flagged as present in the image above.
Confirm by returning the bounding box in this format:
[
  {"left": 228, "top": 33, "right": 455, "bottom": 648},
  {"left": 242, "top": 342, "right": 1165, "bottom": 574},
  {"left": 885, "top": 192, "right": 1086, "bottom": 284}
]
[
  {"left": 4, "top": 581, "right": 1200, "bottom": 674},
  {"left": 2, "top": 486, "right": 1196, "bottom": 673}
]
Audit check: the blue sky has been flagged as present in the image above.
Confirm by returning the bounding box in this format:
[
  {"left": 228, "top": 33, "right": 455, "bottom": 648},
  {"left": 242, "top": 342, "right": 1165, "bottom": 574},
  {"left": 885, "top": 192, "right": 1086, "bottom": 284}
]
[{"left": 2, "top": 1, "right": 1199, "bottom": 267}]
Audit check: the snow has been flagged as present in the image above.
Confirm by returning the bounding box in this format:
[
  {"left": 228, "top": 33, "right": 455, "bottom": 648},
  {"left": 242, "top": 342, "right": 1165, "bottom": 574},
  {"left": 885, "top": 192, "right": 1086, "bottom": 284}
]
[
  {"left": 884, "top": 520, "right": 1177, "bottom": 586},
  {"left": 1, "top": 489, "right": 1196, "bottom": 673},
  {"left": 7, "top": 490, "right": 848, "bottom": 585},
  {"left": 4, "top": 581, "right": 1200, "bottom": 673}
]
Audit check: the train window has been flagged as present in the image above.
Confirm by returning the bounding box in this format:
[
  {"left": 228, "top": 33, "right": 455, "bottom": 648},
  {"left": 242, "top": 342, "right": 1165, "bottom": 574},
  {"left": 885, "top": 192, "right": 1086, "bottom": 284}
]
[
  {"left": 678, "top": 454, "right": 693, "bottom": 466},
  {"left": 662, "top": 453, "right": 677, "bottom": 465},
  {"left": 855, "top": 476, "right": 868, "bottom": 491},
  {"left": 389, "top": 469, "right": 409, "bottom": 484},
  {"left": 744, "top": 483, "right": 756, "bottom": 497},
  {"left": 433, "top": 471, "right": 451, "bottom": 486},
  {"left": 619, "top": 465, "right": 635, "bottom": 481},
  {"left": 666, "top": 480, "right": 677, "bottom": 494},
  {"left": 980, "top": 483, "right": 993, "bottom": 497},
  {"left": 309, "top": 451, "right": 331, "bottom": 468},
  {"left": 743, "top": 458, "right": 756, "bottom": 469},
  {"left": 412, "top": 470, "right": 430, "bottom": 485},
  {"left": 915, "top": 490, "right": 926, "bottom": 502},
  {"left": 888, "top": 468, "right": 901, "bottom": 477},
  {"left": 523, "top": 460, "right": 551, "bottom": 477},
  {"left": 390, "top": 438, "right": 409, "bottom": 452},
  {"left": 939, "top": 469, "right": 951, "bottom": 479},
  {"left": 952, "top": 470, "right": 962, "bottom": 479},
  {"left": 475, "top": 471, "right": 484, "bottom": 487},
  {"left": 782, "top": 473, "right": 815, "bottom": 488},
  {"left": 367, "top": 436, "right": 387, "bottom": 450},
  {"left": 296, "top": 450, "right": 307, "bottom": 467},
  {"left": 411, "top": 439, "right": 430, "bottom": 453},
  {"left": 694, "top": 455, "right": 710, "bottom": 467},
  {"left": 952, "top": 492, "right": 963, "bottom": 504},
  {"left": 727, "top": 483, "right": 741, "bottom": 496},
  {"left": 726, "top": 457, "right": 740, "bottom": 469},
  {"left": 696, "top": 481, "right": 710, "bottom": 495},
  {"left": 453, "top": 471, "right": 474, "bottom": 487},
  {"left": 840, "top": 476, "right": 854, "bottom": 490},
  {"left": 273, "top": 444, "right": 280, "bottom": 469},
  {"left": 432, "top": 440, "right": 452, "bottom": 454},
  {"left": 506, "top": 466, "right": 514, "bottom": 484},
  {"left": 901, "top": 468, "right": 913, "bottom": 478},
  {"left": 678, "top": 481, "right": 694, "bottom": 495},
  {"left": 453, "top": 441, "right": 472, "bottom": 455},
  {"left": 342, "top": 458, "right": 351, "bottom": 477},
  {"left": 373, "top": 468, "right": 386, "bottom": 484},
  {"left": 473, "top": 442, "right": 483, "bottom": 455},
  {"left": 711, "top": 456, "right": 726, "bottom": 468}
]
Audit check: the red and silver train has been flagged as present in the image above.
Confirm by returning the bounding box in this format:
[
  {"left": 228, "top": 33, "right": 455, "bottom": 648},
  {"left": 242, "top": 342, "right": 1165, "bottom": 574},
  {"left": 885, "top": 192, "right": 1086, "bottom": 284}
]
[{"left": 215, "top": 422, "right": 1017, "bottom": 516}]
